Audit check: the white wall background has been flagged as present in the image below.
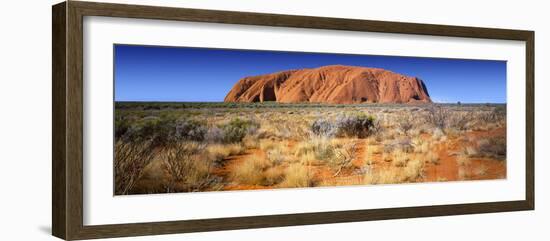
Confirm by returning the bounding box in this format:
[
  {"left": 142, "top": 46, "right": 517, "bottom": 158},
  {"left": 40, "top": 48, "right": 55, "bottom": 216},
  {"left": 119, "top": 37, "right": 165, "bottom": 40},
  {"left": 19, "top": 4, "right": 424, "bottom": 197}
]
[{"left": 0, "top": 0, "right": 547, "bottom": 240}]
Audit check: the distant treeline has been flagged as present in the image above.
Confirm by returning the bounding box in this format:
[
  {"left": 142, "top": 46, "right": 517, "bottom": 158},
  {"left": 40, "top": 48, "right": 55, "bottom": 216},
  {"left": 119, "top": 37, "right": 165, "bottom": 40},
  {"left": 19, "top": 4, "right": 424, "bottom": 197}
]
[{"left": 115, "top": 101, "right": 506, "bottom": 110}]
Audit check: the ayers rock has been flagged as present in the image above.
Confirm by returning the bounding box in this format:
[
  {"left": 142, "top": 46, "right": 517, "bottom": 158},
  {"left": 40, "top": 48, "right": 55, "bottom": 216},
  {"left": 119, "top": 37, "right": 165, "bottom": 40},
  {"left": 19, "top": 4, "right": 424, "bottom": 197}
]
[{"left": 224, "top": 65, "right": 431, "bottom": 104}]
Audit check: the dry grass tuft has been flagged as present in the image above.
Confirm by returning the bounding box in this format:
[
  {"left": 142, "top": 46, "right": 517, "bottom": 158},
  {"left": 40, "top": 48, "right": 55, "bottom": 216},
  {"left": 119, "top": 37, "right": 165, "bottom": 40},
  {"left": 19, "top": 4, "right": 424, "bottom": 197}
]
[
  {"left": 474, "top": 165, "right": 489, "bottom": 176},
  {"left": 382, "top": 151, "right": 392, "bottom": 162},
  {"left": 456, "top": 153, "right": 471, "bottom": 167},
  {"left": 364, "top": 158, "right": 425, "bottom": 184},
  {"left": 426, "top": 150, "right": 440, "bottom": 165},
  {"left": 412, "top": 138, "right": 430, "bottom": 154},
  {"left": 392, "top": 149, "right": 409, "bottom": 167},
  {"left": 456, "top": 153, "right": 471, "bottom": 180},
  {"left": 432, "top": 128, "right": 446, "bottom": 142},
  {"left": 206, "top": 143, "right": 244, "bottom": 162},
  {"left": 259, "top": 139, "right": 276, "bottom": 151},
  {"left": 280, "top": 164, "right": 314, "bottom": 188},
  {"left": 263, "top": 167, "right": 286, "bottom": 185},
  {"left": 231, "top": 157, "right": 270, "bottom": 185},
  {"left": 298, "top": 151, "right": 316, "bottom": 165},
  {"left": 364, "top": 146, "right": 377, "bottom": 166},
  {"left": 363, "top": 167, "right": 400, "bottom": 185},
  {"left": 242, "top": 135, "right": 259, "bottom": 149},
  {"left": 464, "top": 146, "right": 478, "bottom": 157},
  {"left": 294, "top": 137, "right": 336, "bottom": 163},
  {"left": 266, "top": 142, "right": 292, "bottom": 165},
  {"left": 402, "top": 159, "right": 425, "bottom": 182}
]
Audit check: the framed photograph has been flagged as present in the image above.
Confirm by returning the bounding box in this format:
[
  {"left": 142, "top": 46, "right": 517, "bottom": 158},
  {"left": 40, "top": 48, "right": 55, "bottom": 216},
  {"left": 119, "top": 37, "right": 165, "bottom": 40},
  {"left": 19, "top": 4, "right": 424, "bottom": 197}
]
[{"left": 52, "top": 1, "right": 534, "bottom": 240}]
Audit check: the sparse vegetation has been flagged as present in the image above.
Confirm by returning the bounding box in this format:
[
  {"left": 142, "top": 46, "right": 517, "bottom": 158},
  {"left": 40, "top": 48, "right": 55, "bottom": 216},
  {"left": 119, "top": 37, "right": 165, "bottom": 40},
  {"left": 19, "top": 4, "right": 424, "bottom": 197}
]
[{"left": 115, "top": 102, "right": 506, "bottom": 194}]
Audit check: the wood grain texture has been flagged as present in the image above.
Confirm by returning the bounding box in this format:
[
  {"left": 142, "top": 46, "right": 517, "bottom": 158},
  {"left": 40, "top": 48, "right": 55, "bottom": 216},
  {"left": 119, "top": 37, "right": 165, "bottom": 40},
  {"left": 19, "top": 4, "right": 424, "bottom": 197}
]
[
  {"left": 51, "top": 1, "right": 535, "bottom": 240},
  {"left": 71, "top": 1, "right": 533, "bottom": 40},
  {"left": 66, "top": 2, "right": 85, "bottom": 240},
  {"left": 525, "top": 32, "right": 535, "bottom": 209},
  {"left": 52, "top": 2, "right": 67, "bottom": 239}
]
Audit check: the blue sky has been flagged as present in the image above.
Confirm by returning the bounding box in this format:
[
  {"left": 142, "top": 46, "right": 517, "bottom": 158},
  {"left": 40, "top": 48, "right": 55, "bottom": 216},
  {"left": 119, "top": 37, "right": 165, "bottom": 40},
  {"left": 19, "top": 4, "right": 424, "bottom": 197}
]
[{"left": 114, "top": 44, "right": 506, "bottom": 103}]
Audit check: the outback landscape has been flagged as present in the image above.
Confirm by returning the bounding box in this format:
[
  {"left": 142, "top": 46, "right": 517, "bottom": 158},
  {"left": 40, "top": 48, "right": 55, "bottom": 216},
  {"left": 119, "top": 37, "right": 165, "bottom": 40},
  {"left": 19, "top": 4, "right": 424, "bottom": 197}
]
[{"left": 114, "top": 65, "right": 506, "bottom": 195}]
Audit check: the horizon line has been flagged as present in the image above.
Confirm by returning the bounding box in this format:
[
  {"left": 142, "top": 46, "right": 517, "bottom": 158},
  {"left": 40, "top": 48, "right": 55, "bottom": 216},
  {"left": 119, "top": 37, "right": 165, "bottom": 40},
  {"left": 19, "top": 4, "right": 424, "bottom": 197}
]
[{"left": 114, "top": 100, "right": 507, "bottom": 104}]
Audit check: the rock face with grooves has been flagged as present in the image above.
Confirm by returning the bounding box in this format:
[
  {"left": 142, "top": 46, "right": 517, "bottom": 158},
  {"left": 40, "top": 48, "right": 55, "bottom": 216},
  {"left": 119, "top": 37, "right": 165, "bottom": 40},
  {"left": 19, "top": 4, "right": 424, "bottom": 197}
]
[{"left": 224, "top": 65, "right": 431, "bottom": 104}]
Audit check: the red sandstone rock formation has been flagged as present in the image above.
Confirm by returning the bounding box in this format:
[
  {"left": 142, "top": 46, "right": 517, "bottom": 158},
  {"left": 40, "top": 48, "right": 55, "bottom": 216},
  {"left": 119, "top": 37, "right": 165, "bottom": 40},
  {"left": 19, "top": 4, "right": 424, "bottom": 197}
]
[{"left": 224, "top": 65, "right": 431, "bottom": 104}]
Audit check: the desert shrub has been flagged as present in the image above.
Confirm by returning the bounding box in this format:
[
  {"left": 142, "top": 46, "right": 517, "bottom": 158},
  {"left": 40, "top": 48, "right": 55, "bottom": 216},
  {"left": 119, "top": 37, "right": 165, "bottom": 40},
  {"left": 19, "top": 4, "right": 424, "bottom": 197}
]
[
  {"left": 204, "top": 126, "right": 225, "bottom": 143},
  {"left": 273, "top": 120, "right": 308, "bottom": 139},
  {"left": 221, "top": 118, "right": 259, "bottom": 143},
  {"left": 160, "top": 142, "right": 213, "bottom": 192},
  {"left": 311, "top": 113, "right": 377, "bottom": 138},
  {"left": 460, "top": 136, "right": 505, "bottom": 161},
  {"left": 476, "top": 137, "right": 506, "bottom": 160},
  {"left": 368, "top": 115, "right": 383, "bottom": 136},
  {"left": 114, "top": 140, "right": 156, "bottom": 195},
  {"left": 396, "top": 115, "right": 414, "bottom": 135},
  {"left": 121, "top": 116, "right": 207, "bottom": 147},
  {"left": 334, "top": 113, "right": 376, "bottom": 138},
  {"left": 388, "top": 138, "right": 414, "bottom": 153},
  {"left": 477, "top": 106, "right": 506, "bottom": 123},
  {"left": 448, "top": 111, "right": 473, "bottom": 131},
  {"left": 171, "top": 119, "right": 207, "bottom": 142},
  {"left": 114, "top": 117, "right": 132, "bottom": 139},
  {"left": 426, "top": 105, "right": 450, "bottom": 130},
  {"left": 121, "top": 116, "right": 171, "bottom": 146},
  {"left": 331, "top": 142, "right": 358, "bottom": 176},
  {"left": 426, "top": 107, "right": 475, "bottom": 132},
  {"left": 311, "top": 118, "right": 337, "bottom": 137}
]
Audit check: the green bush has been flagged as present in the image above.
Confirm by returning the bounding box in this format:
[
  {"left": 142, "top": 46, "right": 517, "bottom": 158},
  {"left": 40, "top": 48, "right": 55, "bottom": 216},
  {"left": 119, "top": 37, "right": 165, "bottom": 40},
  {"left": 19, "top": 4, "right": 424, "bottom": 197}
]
[
  {"left": 221, "top": 118, "right": 259, "bottom": 143},
  {"left": 126, "top": 116, "right": 173, "bottom": 147},
  {"left": 114, "top": 117, "right": 131, "bottom": 139},
  {"left": 121, "top": 116, "right": 207, "bottom": 147}
]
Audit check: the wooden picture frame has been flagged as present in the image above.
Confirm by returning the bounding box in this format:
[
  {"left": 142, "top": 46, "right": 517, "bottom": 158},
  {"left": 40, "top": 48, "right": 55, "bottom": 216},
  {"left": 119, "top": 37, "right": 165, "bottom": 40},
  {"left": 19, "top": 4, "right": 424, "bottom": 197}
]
[{"left": 52, "top": 1, "right": 534, "bottom": 240}]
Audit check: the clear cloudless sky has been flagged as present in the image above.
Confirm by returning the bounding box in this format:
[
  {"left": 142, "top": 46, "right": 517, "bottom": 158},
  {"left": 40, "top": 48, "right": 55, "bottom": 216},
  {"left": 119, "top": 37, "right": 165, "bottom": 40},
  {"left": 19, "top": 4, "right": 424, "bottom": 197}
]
[{"left": 114, "top": 44, "right": 506, "bottom": 103}]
